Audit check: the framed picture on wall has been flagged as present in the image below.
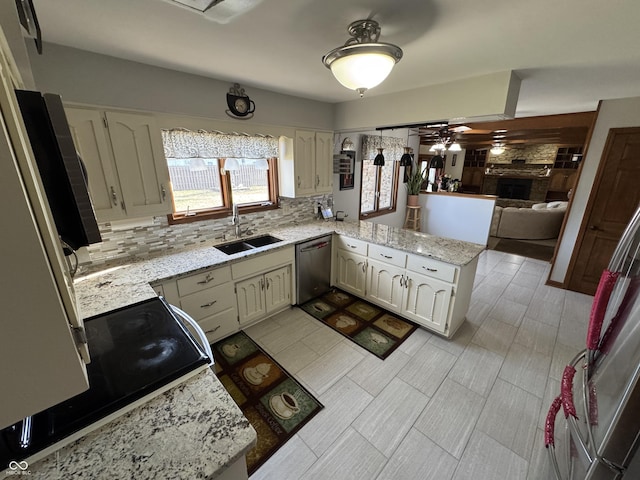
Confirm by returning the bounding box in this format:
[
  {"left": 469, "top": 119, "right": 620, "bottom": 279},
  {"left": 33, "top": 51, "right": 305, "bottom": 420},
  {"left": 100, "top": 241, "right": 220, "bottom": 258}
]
[
  {"left": 339, "top": 173, "right": 354, "bottom": 190},
  {"left": 338, "top": 150, "right": 355, "bottom": 190}
]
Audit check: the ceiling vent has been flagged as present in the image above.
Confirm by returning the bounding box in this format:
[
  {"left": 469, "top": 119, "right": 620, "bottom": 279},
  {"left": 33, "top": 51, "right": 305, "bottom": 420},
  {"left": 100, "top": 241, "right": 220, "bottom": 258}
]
[{"left": 165, "top": 0, "right": 261, "bottom": 23}]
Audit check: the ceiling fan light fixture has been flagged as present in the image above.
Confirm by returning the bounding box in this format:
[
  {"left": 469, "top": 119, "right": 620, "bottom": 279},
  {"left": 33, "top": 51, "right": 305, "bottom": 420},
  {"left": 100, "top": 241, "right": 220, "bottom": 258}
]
[
  {"left": 322, "top": 20, "right": 403, "bottom": 97},
  {"left": 490, "top": 144, "right": 505, "bottom": 155},
  {"left": 448, "top": 142, "right": 462, "bottom": 152}
]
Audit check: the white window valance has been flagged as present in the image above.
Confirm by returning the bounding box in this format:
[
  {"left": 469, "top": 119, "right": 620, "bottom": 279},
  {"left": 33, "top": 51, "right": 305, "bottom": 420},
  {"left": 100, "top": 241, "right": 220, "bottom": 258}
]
[
  {"left": 361, "top": 134, "right": 405, "bottom": 163},
  {"left": 162, "top": 128, "right": 279, "bottom": 159}
]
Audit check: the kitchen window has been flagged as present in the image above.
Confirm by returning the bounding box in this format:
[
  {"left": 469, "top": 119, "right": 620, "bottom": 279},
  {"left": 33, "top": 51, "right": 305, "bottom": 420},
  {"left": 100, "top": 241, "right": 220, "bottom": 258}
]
[
  {"left": 161, "top": 129, "right": 279, "bottom": 224},
  {"left": 359, "top": 134, "right": 402, "bottom": 219}
]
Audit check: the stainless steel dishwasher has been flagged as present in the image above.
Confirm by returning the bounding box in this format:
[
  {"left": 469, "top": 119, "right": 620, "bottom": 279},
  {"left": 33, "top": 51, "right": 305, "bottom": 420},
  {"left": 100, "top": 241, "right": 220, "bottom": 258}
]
[{"left": 295, "top": 235, "right": 332, "bottom": 304}]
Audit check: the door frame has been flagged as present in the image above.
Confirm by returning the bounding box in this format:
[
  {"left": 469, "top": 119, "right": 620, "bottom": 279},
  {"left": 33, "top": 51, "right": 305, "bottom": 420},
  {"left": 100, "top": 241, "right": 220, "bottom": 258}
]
[{"left": 560, "top": 125, "right": 640, "bottom": 291}]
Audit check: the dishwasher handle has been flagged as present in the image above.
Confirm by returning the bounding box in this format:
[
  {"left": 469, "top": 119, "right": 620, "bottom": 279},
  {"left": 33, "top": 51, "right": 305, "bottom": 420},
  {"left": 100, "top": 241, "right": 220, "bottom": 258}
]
[{"left": 299, "top": 241, "right": 330, "bottom": 253}]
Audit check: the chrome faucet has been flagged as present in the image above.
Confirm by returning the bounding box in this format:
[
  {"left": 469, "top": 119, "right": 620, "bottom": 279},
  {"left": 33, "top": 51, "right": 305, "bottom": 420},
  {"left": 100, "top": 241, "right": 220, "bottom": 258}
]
[{"left": 231, "top": 203, "right": 241, "bottom": 238}]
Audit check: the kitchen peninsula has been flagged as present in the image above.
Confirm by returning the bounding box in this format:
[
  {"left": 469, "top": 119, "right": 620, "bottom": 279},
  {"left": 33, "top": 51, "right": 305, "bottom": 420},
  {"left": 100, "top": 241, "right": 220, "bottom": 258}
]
[{"left": 25, "top": 220, "right": 484, "bottom": 478}]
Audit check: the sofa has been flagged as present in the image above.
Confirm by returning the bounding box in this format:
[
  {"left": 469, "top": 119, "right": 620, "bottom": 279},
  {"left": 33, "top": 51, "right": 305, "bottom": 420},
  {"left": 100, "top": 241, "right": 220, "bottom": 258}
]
[{"left": 490, "top": 202, "right": 568, "bottom": 240}]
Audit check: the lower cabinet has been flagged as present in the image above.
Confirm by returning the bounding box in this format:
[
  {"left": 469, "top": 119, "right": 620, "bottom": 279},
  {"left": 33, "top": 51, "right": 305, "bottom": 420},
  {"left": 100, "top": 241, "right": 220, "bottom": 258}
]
[
  {"left": 236, "top": 266, "right": 292, "bottom": 326},
  {"left": 402, "top": 271, "right": 453, "bottom": 334},
  {"left": 334, "top": 249, "right": 367, "bottom": 297},
  {"left": 365, "top": 259, "right": 405, "bottom": 312}
]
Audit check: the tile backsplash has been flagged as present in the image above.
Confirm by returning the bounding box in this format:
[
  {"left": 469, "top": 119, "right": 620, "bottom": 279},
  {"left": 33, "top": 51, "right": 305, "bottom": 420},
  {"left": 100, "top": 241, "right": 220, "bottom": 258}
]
[{"left": 82, "top": 195, "right": 332, "bottom": 267}]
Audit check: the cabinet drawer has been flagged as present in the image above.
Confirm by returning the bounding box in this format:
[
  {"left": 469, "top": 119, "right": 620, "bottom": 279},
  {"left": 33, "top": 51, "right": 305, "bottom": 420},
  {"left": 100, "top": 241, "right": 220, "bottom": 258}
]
[
  {"left": 406, "top": 254, "right": 457, "bottom": 283},
  {"left": 336, "top": 236, "right": 368, "bottom": 255},
  {"left": 199, "top": 308, "right": 239, "bottom": 343},
  {"left": 177, "top": 266, "right": 231, "bottom": 297},
  {"left": 180, "top": 282, "right": 236, "bottom": 321},
  {"left": 368, "top": 244, "right": 406, "bottom": 268}
]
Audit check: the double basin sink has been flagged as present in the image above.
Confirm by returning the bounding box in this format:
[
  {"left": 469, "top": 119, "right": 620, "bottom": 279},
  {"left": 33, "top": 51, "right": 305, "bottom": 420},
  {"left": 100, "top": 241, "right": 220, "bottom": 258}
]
[{"left": 214, "top": 234, "right": 282, "bottom": 255}]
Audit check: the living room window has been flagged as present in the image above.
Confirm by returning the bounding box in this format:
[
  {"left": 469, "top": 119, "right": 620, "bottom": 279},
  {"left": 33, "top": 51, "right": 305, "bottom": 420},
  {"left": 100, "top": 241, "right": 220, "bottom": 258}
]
[
  {"left": 359, "top": 134, "right": 402, "bottom": 219},
  {"left": 162, "top": 129, "right": 279, "bottom": 224}
]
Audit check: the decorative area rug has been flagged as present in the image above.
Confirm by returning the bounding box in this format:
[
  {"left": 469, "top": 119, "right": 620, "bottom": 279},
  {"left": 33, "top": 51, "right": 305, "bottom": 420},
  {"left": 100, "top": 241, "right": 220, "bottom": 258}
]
[
  {"left": 492, "top": 238, "right": 556, "bottom": 262},
  {"left": 212, "top": 332, "right": 323, "bottom": 476},
  {"left": 300, "top": 288, "right": 418, "bottom": 360}
]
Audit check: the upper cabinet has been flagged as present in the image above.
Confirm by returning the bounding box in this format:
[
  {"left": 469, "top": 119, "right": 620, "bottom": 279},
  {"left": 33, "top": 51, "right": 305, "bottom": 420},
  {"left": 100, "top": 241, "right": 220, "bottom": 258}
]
[
  {"left": 65, "top": 106, "right": 172, "bottom": 221},
  {"left": 279, "top": 130, "right": 333, "bottom": 197}
]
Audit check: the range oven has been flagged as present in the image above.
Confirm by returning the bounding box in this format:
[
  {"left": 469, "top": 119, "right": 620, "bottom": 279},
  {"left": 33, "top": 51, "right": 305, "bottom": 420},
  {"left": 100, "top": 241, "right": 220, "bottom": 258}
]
[{"left": 0, "top": 297, "right": 212, "bottom": 468}]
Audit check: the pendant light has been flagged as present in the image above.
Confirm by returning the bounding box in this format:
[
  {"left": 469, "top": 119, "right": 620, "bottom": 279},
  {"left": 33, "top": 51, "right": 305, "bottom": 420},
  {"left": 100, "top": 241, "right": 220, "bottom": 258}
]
[
  {"left": 399, "top": 130, "right": 413, "bottom": 166},
  {"left": 373, "top": 130, "right": 385, "bottom": 166},
  {"left": 322, "top": 19, "right": 403, "bottom": 97}
]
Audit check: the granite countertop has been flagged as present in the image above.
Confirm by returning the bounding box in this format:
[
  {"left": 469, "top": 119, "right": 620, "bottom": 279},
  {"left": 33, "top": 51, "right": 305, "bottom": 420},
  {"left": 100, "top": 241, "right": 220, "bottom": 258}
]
[
  {"left": 27, "top": 220, "right": 482, "bottom": 479},
  {"left": 74, "top": 220, "right": 485, "bottom": 319},
  {"left": 26, "top": 369, "right": 256, "bottom": 480}
]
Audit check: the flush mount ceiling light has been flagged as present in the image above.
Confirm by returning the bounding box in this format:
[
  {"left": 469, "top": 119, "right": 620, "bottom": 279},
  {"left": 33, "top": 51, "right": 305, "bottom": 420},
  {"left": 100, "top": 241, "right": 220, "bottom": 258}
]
[
  {"left": 166, "top": 0, "right": 262, "bottom": 24},
  {"left": 490, "top": 144, "right": 506, "bottom": 155},
  {"left": 322, "top": 19, "right": 403, "bottom": 97}
]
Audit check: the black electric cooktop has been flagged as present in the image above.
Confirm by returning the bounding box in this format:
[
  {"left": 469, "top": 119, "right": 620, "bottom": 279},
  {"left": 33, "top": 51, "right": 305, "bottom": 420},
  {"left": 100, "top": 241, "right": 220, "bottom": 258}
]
[{"left": 0, "top": 297, "right": 210, "bottom": 468}]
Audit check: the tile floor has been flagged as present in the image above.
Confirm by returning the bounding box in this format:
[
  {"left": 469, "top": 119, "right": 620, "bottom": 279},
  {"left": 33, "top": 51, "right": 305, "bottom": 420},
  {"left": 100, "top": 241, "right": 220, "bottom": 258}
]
[{"left": 244, "top": 249, "right": 593, "bottom": 480}]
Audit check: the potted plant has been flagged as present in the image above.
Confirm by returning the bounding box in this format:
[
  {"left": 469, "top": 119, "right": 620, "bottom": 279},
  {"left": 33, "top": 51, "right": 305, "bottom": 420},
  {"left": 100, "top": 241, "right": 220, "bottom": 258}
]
[{"left": 405, "top": 166, "right": 425, "bottom": 206}]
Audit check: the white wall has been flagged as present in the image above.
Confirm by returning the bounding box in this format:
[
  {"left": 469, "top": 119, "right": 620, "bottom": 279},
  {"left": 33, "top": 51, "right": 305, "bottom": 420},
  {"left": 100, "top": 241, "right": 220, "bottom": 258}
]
[
  {"left": 28, "top": 42, "right": 334, "bottom": 131},
  {"left": 421, "top": 193, "right": 495, "bottom": 245},
  {"left": 334, "top": 71, "right": 521, "bottom": 131},
  {"left": 550, "top": 96, "right": 640, "bottom": 283}
]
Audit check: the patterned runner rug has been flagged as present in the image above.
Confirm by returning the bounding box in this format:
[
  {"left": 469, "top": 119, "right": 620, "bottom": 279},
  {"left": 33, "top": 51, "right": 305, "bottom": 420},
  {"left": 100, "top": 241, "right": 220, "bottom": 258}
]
[
  {"left": 212, "top": 331, "right": 323, "bottom": 476},
  {"left": 300, "top": 288, "right": 419, "bottom": 360}
]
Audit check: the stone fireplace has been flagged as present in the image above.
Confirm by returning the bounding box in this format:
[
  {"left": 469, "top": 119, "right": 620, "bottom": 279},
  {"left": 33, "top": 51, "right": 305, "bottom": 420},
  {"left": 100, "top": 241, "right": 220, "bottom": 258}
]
[
  {"left": 496, "top": 178, "right": 532, "bottom": 200},
  {"left": 483, "top": 175, "right": 550, "bottom": 203}
]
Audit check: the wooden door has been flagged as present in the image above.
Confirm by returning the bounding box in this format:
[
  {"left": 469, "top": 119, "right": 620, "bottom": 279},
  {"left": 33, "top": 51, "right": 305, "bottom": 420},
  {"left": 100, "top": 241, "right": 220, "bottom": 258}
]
[{"left": 568, "top": 127, "right": 640, "bottom": 294}]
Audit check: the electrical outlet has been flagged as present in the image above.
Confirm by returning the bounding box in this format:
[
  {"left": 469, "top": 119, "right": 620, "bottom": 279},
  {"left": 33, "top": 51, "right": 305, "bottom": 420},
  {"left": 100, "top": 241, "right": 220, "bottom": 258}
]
[{"left": 282, "top": 203, "right": 292, "bottom": 215}]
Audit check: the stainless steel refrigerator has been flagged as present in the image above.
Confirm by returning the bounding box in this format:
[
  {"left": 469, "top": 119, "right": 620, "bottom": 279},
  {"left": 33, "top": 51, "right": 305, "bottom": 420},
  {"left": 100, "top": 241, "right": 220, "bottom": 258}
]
[{"left": 546, "top": 205, "right": 640, "bottom": 479}]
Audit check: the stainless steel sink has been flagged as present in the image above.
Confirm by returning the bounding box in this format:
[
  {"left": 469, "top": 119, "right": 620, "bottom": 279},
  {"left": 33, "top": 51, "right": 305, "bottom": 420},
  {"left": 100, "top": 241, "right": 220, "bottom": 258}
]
[{"left": 214, "top": 235, "right": 282, "bottom": 255}]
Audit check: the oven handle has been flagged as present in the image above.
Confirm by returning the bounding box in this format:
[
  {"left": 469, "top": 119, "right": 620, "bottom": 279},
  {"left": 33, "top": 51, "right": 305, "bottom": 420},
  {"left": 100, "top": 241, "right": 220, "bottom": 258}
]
[{"left": 171, "top": 305, "right": 214, "bottom": 366}]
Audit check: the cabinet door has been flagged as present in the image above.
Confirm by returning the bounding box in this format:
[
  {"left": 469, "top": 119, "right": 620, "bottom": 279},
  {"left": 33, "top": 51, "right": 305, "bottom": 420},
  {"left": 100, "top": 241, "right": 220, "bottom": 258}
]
[
  {"left": 65, "top": 107, "right": 125, "bottom": 221},
  {"left": 265, "top": 265, "right": 291, "bottom": 313},
  {"left": 366, "top": 258, "right": 404, "bottom": 312},
  {"left": 105, "top": 111, "right": 172, "bottom": 218},
  {"left": 402, "top": 272, "right": 453, "bottom": 333},
  {"left": 236, "top": 275, "right": 267, "bottom": 325},
  {"left": 315, "top": 131, "right": 333, "bottom": 194},
  {"left": 293, "top": 129, "right": 316, "bottom": 196},
  {"left": 335, "top": 249, "right": 367, "bottom": 297}
]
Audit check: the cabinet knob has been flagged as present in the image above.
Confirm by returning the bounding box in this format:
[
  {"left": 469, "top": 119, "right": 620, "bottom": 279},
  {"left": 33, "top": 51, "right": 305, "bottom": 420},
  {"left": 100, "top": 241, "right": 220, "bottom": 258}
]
[
  {"left": 197, "top": 273, "right": 214, "bottom": 285},
  {"left": 200, "top": 300, "right": 217, "bottom": 308},
  {"left": 297, "top": 176, "right": 301, "bottom": 187},
  {"left": 316, "top": 175, "right": 320, "bottom": 186},
  {"left": 161, "top": 184, "right": 167, "bottom": 201},
  {"left": 110, "top": 186, "right": 118, "bottom": 206}
]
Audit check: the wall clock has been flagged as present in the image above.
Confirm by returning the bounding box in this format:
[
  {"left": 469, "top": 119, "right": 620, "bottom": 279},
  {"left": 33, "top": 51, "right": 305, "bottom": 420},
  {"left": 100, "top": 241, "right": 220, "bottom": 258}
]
[{"left": 226, "top": 83, "right": 255, "bottom": 119}]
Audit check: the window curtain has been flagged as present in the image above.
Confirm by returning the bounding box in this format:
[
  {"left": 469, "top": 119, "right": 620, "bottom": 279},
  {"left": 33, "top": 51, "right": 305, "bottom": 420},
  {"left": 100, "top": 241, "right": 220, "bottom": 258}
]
[
  {"left": 361, "top": 134, "right": 405, "bottom": 163},
  {"left": 162, "top": 128, "right": 279, "bottom": 159}
]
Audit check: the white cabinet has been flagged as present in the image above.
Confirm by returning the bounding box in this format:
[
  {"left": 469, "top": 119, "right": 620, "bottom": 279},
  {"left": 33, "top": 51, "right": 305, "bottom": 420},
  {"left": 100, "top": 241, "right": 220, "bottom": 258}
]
[
  {"left": 402, "top": 271, "right": 453, "bottom": 334},
  {"left": 65, "top": 106, "right": 172, "bottom": 221},
  {"left": 334, "top": 234, "right": 477, "bottom": 338},
  {"left": 366, "top": 258, "right": 406, "bottom": 312},
  {"left": 153, "top": 266, "right": 239, "bottom": 343},
  {"left": 334, "top": 249, "right": 367, "bottom": 297},
  {"left": 279, "top": 130, "right": 333, "bottom": 197},
  {"left": 237, "top": 265, "right": 292, "bottom": 326}
]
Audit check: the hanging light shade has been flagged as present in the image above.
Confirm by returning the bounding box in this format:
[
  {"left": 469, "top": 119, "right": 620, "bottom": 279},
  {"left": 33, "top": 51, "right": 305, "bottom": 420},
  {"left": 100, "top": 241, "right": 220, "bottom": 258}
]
[
  {"left": 448, "top": 142, "right": 462, "bottom": 152},
  {"left": 429, "top": 155, "right": 444, "bottom": 169},
  {"left": 373, "top": 147, "right": 385, "bottom": 166},
  {"left": 322, "top": 19, "right": 403, "bottom": 97},
  {"left": 400, "top": 147, "right": 413, "bottom": 166}
]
